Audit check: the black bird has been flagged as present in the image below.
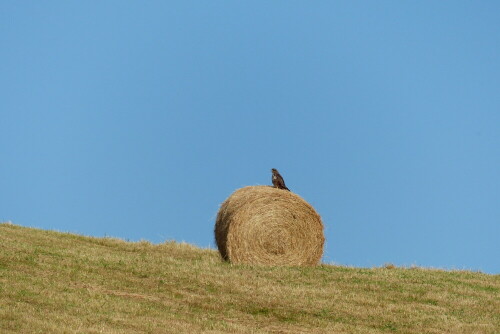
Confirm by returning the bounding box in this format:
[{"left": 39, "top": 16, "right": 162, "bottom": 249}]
[{"left": 271, "top": 168, "right": 290, "bottom": 191}]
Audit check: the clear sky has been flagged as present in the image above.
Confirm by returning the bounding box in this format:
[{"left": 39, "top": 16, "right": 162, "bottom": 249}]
[{"left": 1, "top": 2, "right": 499, "bottom": 273}]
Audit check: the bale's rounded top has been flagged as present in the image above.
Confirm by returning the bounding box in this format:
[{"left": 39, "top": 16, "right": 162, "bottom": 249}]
[{"left": 215, "top": 186, "right": 324, "bottom": 266}]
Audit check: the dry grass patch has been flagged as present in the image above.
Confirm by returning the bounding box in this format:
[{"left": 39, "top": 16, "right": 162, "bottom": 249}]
[{"left": 0, "top": 223, "right": 498, "bottom": 333}]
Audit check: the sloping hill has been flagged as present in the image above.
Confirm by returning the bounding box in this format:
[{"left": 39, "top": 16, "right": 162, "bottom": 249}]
[{"left": 0, "top": 223, "right": 498, "bottom": 333}]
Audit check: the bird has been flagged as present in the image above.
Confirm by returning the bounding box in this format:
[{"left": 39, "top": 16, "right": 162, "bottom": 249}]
[{"left": 271, "top": 168, "right": 290, "bottom": 191}]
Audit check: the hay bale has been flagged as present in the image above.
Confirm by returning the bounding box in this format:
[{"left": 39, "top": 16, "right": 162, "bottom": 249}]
[{"left": 214, "top": 186, "right": 324, "bottom": 266}]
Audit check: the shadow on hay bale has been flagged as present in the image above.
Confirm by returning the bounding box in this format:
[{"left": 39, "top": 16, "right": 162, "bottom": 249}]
[{"left": 214, "top": 186, "right": 324, "bottom": 266}]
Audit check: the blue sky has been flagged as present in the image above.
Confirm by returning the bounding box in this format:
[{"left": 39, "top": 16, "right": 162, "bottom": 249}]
[{"left": 1, "top": 2, "right": 499, "bottom": 273}]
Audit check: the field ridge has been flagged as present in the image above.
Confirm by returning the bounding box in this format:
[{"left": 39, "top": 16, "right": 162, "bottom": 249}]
[{"left": 0, "top": 223, "right": 498, "bottom": 333}]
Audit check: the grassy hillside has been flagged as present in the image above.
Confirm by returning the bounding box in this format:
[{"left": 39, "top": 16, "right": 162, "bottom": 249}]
[{"left": 0, "top": 223, "right": 498, "bottom": 333}]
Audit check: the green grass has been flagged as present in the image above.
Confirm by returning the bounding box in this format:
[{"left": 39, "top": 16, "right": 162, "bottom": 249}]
[{"left": 0, "top": 223, "right": 498, "bottom": 333}]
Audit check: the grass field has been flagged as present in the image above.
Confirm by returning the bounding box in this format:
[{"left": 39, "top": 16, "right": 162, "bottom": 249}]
[{"left": 0, "top": 223, "right": 498, "bottom": 333}]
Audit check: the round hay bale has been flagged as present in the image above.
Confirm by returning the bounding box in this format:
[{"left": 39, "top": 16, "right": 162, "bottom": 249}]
[{"left": 214, "top": 186, "right": 324, "bottom": 266}]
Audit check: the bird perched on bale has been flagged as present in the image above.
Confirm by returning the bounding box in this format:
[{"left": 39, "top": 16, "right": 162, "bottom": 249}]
[{"left": 271, "top": 168, "right": 290, "bottom": 191}]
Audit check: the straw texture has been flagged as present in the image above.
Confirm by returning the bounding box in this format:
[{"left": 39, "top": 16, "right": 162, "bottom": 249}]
[{"left": 215, "top": 186, "right": 324, "bottom": 266}]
